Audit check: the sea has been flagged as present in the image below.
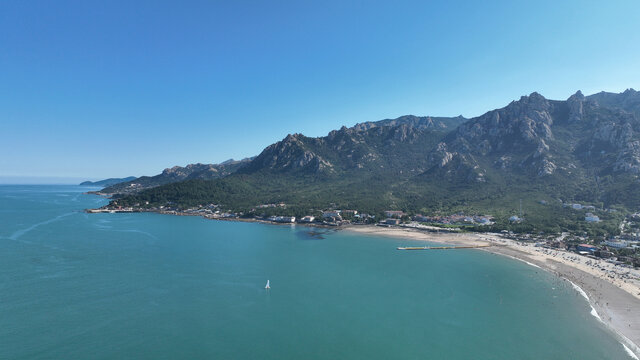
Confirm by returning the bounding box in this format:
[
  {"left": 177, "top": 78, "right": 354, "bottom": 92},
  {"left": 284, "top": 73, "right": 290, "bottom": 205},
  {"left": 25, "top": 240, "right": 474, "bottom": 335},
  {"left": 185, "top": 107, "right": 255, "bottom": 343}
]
[{"left": 0, "top": 185, "right": 636, "bottom": 359}]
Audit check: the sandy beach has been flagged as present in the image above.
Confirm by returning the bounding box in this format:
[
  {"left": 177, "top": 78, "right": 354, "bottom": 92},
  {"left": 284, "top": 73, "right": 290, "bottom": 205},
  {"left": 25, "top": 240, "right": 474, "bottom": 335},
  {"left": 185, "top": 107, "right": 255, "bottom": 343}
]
[{"left": 344, "top": 225, "right": 640, "bottom": 357}]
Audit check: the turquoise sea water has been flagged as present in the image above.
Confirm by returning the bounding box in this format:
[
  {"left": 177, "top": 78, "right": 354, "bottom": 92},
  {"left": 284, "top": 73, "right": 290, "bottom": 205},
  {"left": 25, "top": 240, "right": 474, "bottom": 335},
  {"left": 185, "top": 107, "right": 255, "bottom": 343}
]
[{"left": 0, "top": 185, "right": 634, "bottom": 359}]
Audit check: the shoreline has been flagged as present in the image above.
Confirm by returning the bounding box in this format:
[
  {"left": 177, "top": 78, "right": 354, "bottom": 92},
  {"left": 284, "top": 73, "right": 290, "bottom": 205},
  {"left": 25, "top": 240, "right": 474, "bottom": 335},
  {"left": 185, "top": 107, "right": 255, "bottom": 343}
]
[
  {"left": 87, "top": 206, "right": 640, "bottom": 356},
  {"left": 343, "top": 225, "right": 640, "bottom": 357}
]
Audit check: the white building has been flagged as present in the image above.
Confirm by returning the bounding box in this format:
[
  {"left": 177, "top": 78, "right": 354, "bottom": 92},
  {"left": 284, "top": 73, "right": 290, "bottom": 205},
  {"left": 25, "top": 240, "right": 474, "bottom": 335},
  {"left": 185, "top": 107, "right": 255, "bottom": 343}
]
[
  {"left": 323, "top": 210, "right": 341, "bottom": 217},
  {"left": 384, "top": 211, "right": 405, "bottom": 218},
  {"left": 604, "top": 240, "right": 628, "bottom": 249},
  {"left": 585, "top": 213, "right": 600, "bottom": 223}
]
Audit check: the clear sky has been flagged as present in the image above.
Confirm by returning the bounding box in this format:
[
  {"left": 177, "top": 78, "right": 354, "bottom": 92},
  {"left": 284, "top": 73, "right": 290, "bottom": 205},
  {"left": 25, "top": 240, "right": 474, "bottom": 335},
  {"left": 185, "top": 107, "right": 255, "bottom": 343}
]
[{"left": 2, "top": 0, "right": 639, "bottom": 182}]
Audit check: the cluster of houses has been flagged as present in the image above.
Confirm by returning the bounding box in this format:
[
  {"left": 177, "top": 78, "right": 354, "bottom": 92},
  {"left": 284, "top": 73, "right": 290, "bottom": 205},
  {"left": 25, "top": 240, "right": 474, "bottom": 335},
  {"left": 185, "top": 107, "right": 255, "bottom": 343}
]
[
  {"left": 170, "top": 204, "right": 243, "bottom": 219},
  {"left": 412, "top": 214, "right": 494, "bottom": 226},
  {"left": 533, "top": 239, "right": 640, "bottom": 267},
  {"left": 573, "top": 243, "right": 639, "bottom": 267},
  {"left": 563, "top": 203, "right": 597, "bottom": 211},
  {"left": 266, "top": 215, "right": 296, "bottom": 223},
  {"left": 260, "top": 209, "right": 374, "bottom": 225},
  {"left": 319, "top": 210, "right": 375, "bottom": 225},
  {"left": 585, "top": 212, "right": 600, "bottom": 223},
  {"left": 374, "top": 211, "right": 495, "bottom": 227},
  {"left": 87, "top": 206, "right": 135, "bottom": 213},
  {"left": 143, "top": 204, "right": 243, "bottom": 219},
  {"left": 254, "top": 203, "right": 286, "bottom": 209},
  {"left": 561, "top": 202, "right": 609, "bottom": 222},
  {"left": 259, "top": 209, "right": 381, "bottom": 226},
  {"left": 603, "top": 235, "right": 640, "bottom": 249}
]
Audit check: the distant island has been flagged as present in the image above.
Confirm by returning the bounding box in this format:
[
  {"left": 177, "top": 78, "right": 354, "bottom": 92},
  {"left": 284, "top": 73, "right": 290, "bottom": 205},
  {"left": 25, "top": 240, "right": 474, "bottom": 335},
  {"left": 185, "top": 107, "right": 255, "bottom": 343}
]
[{"left": 80, "top": 176, "right": 136, "bottom": 187}]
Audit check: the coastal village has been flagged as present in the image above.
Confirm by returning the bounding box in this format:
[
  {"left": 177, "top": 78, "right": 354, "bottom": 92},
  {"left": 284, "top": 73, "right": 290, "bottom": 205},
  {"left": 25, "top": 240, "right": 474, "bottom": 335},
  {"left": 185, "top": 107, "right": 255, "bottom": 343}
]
[{"left": 89, "top": 200, "right": 640, "bottom": 270}]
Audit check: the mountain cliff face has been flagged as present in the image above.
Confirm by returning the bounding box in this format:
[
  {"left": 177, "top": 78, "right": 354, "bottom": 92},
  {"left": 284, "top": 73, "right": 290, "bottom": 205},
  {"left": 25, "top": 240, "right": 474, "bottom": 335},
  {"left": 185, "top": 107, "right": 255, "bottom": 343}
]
[
  {"left": 114, "top": 89, "right": 640, "bottom": 233},
  {"left": 241, "top": 133, "right": 336, "bottom": 174},
  {"left": 240, "top": 116, "right": 465, "bottom": 176},
  {"left": 427, "top": 90, "right": 640, "bottom": 181},
  {"left": 587, "top": 88, "right": 640, "bottom": 116},
  {"left": 102, "top": 115, "right": 464, "bottom": 196},
  {"left": 429, "top": 92, "right": 558, "bottom": 180},
  {"left": 241, "top": 89, "right": 640, "bottom": 186},
  {"left": 352, "top": 115, "right": 467, "bottom": 132}
]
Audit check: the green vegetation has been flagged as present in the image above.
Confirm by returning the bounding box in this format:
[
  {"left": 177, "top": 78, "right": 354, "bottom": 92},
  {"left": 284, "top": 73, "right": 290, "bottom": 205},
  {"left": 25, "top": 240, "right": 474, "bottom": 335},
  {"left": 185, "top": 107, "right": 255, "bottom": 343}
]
[
  {"left": 110, "top": 91, "right": 640, "bottom": 239},
  {"left": 112, "top": 165, "right": 633, "bottom": 237}
]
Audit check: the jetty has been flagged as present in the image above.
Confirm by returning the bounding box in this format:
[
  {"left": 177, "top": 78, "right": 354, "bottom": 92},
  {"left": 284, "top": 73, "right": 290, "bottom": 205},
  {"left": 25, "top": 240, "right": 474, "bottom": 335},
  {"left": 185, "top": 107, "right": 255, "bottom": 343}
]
[{"left": 397, "top": 244, "right": 492, "bottom": 250}]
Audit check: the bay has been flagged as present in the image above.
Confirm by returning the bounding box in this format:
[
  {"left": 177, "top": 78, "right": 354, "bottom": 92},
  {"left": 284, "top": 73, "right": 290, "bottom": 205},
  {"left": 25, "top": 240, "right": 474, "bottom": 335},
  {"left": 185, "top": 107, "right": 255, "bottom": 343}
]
[{"left": 0, "top": 185, "right": 633, "bottom": 359}]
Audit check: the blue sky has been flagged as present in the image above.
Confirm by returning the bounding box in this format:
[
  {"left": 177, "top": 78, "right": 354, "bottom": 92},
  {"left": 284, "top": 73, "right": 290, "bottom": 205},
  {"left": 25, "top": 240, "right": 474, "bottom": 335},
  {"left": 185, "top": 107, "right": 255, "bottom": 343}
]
[{"left": 2, "top": 0, "right": 639, "bottom": 182}]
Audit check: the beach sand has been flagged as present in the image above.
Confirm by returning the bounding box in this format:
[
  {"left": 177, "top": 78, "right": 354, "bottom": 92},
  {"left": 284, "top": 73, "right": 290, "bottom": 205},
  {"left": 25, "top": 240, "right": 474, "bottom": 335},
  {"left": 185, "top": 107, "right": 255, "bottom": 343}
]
[{"left": 344, "top": 225, "right": 640, "bottom": 357}]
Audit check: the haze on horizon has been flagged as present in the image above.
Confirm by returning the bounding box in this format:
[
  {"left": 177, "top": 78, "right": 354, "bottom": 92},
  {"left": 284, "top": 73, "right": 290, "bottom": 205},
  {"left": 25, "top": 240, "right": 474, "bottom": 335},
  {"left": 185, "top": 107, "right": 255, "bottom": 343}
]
[{"left": 2, "top": 0, "right": 639, "bottom": 181}]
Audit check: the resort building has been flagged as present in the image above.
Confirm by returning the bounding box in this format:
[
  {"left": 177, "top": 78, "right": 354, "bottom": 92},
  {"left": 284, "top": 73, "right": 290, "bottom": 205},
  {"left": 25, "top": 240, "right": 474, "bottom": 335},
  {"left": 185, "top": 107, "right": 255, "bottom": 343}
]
[
  {"left": 268, "top": 216, "right": 296, "bottom": 223},
  {"left": 576, "top": 244, "right": 597, "bottom": 253},
  {"left": 604, "top": 240, "right": 628, "bottom": 249},
  {"left": 384, "top": 211, "right": 405, "bottom": 218},
  {"left": 322, "top": 210, "right": 342, "bottom": 222},
  {"left": 323, "top": 210, "right": 341, "bottom": 218},
  {"left": 585, "top": 213, "right": 600, "bottom": 222}
]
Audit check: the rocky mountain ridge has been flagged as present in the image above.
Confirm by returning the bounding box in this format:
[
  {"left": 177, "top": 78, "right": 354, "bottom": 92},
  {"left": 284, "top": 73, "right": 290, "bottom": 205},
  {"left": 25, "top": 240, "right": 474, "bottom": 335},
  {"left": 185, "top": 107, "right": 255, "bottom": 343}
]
[
  {"left": 428, "top": 89, "right": 640, "bottom": 181},
  {"left": 100, "top": 158, "right": 254, "bottom": 195},
  {"left": 240, "top": 116, "right": 465, "bottom": 175},
  {"left": 112, "top": 89, "right": 640, "bottom": 226},
  {"left": 80, "top": 176, "right": 136, "bottom": 187}
]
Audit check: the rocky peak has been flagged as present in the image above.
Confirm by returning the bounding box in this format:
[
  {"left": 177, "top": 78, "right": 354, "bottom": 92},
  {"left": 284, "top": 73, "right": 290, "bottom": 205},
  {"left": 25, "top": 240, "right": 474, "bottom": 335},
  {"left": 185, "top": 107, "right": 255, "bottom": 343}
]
[
  {"left": 460, "top": 92, "right": 553, "bottom": 145},
  {"left": 567, "top": 90, "right": 586, "bottom": 123},
  {"left": 327, "top": 126, "right": 352, "bottom": 138},
  {"left": 510, "top": 92, "right": 550, "bottom": 112},
  {"left": 244, "top": 132, "right": 334, "bottom": 174},
  {"left": 433, "top": 92, "right": 557, "bottom": 177},
  {"left": 568, "top": 90, "right": 585, "bottom": 101},
  {"left": 351, "top": 114, "right": 467, "bottom": 132},
  {"left": 282, "top": 133, "right": 302, "bottom": 143},
  {"left": 161, "top": 163, "right": 222, "bottom": 177},
  {"left": 587, "top": 88, "right": 640, "bottom": 117}
]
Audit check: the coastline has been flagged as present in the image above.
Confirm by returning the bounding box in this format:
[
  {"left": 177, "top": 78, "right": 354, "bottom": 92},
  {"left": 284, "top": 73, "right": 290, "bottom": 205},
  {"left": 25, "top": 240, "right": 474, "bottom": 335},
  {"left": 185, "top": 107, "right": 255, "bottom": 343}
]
[
  {"left": 343, "top": 225, "right": 640, "bottom": 357},
  {"left": 87, "top": 205, "right": 640, "bottom": 356}
]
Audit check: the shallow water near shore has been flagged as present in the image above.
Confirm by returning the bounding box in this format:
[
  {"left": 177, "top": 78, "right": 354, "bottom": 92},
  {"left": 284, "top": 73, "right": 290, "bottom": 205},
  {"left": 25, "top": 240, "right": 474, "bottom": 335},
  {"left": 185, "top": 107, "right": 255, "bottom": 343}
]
[{"left": 0, "top": 185, "right": 635, "bottom": 359}]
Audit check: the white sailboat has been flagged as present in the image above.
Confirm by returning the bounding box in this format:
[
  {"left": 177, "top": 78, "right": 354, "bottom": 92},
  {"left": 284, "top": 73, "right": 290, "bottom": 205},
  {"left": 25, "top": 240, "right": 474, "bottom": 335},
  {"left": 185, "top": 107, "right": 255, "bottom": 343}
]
[{"left": 265, "top": 280, "right": 270, "bottom": 289}]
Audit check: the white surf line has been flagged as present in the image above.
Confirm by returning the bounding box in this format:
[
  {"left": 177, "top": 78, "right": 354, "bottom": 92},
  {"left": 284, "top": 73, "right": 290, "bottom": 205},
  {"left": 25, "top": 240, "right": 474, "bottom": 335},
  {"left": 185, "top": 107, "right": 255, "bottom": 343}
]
[
  {"left": 518, "top": 258, "right": 541, "bottom": 269},
  {"left": 567, "top": 280, "right": 603, "bottom": 322},
  {"left": 562, "top": 273, "right": 640, "bottom": 358},
  {"left": 624, "top": 344, "right": 640, "bottom": 360},
  {"left": 500, "top": 251, "right": 640, "bottom": 359},
  {"left": 9, "top": 212, "right": 74, "bottom": 240}
]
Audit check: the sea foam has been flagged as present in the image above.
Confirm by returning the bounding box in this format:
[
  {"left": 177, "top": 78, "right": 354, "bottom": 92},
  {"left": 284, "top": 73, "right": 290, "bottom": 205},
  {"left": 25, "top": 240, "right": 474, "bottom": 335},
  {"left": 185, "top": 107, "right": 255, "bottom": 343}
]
[
  {"left": 623, "top": 344, "right": 640, "bottom": 360},
  {"left": 567, "top": 279, "right": 640, "bottom": 359},
  {"left": 568, "top": 280, "right": 603, "bottom": 322}
]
